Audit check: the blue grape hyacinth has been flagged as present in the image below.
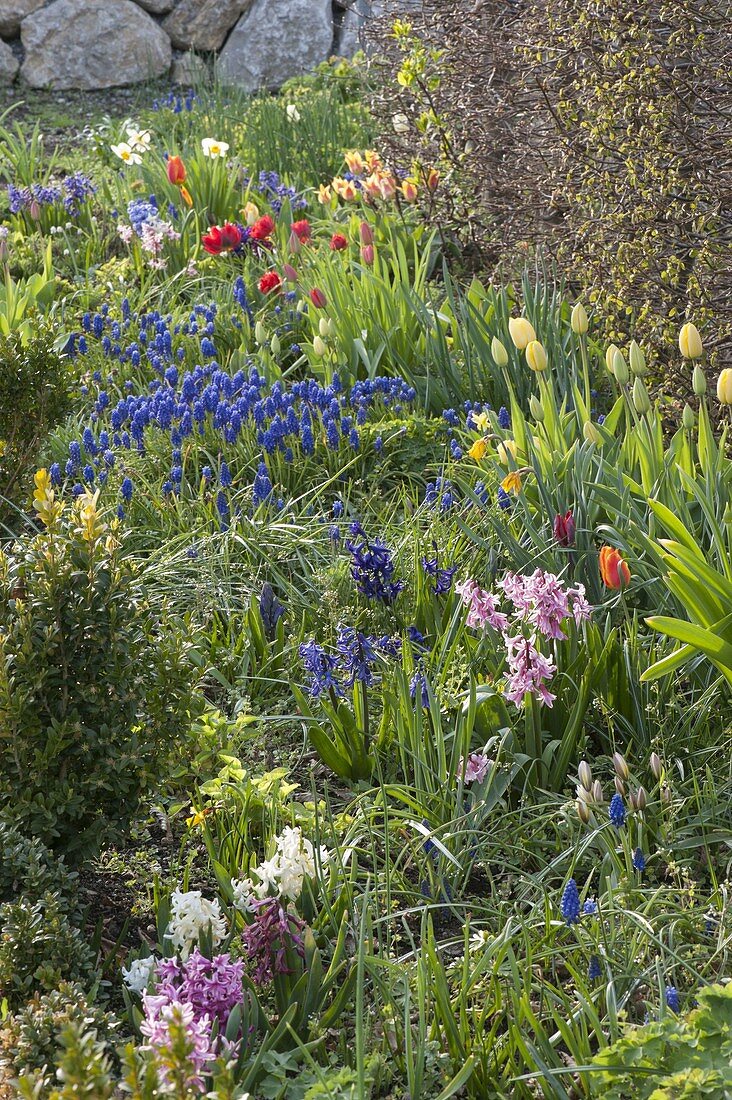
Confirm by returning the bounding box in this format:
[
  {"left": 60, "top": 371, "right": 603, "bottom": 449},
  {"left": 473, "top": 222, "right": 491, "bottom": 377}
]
[{"left": 560, "top": 878, "right": 581, "bottom": 925}]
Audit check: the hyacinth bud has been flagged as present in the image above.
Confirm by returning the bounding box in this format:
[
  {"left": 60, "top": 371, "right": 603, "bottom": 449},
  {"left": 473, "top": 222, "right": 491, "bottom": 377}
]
[
  {"left": 525, "top": 340, "right": 548, "bottom": 372},
  {"left": 682, "top": 403, "right": 695, "bottom": 431},
  {"left": 692, "top": 365, "right": 707, "bottom": 396},
  {"left": 614, "top": 775, "right": 626, "bottom": 796},
  {"left": 313, "top": 335, "right": 327, "bottom": 357},
  {"left": 606, "top": 344, "right": 620, "bottom": 375},
  {"left": 491, "top": 336, "right": 508, "bottom": 368},
  {"left": 508, "top": 316, "right": 536, "bottom": 350},
  {"left": 578, "top": 760, "right": 592, "bottom": 791},
  {"left": 529, "top": 394, "right": 545, "bottom": 422},
  {"left": 636, "top": 786, "right": 647, "bottom": 810},
  {"left": 613, "top": 752, "right": 630, "bottom": 781},
  {"left": 679, "top": 321, "right": 703, "bottom": 360},
  {"left": 583, "top": 420, "right": 601, "bottom": 445},
  {"left": 318, "top": 317, "right": 329, "bottom": 338},
  {"left": 270, "top": 333, "right": 280, "bottom": 356},
  {"left": 629, "top": 340, "right": 647, "bottom": 377},
  {"left": 254, "top": 321, "right": 267, "bottom": 345},
  {"left": 649, "top": 752, "right": 662, "bottom": 780},
  {"left": 632, "top": 376, "right": 651, "bottom": 415},
  {"left": 571, "top": 302, "right": 588, "bottom": 335},
  {"left": 592, "top": 780, "right": 603, "bottom": 804},
  {"left": 359, "top": 220, "right": 374, "bottom": 246},
  {"left": 613, "top": 349, "right": 629, "bottom": 385},
  {"left": 577, "top": 799, "right": 591, "bottom": 824}
]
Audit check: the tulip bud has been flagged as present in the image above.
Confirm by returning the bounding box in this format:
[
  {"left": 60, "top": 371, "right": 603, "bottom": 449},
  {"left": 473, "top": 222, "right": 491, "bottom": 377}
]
[
  {"left": 576, "top": 785, "right": 593, "bottom": 804},
  {"left": 529, "top": 394, "right": 544, "bottom": 422},
  {"left": 613, "top": 349, "right": 629, "bottom": 385},
  {"left": 283, "top": 263, "right": 298, "bottom": 283},
  {"left": 525, "top": 340, "right": 548, "bottom": 372},
  {"left": 309, "top": 287, "right": 327, "bottom": 309},
  {"left": 661, "top": 783, "right": 672, "bottom": 804},
  {"left": 553, "top": 510, "right": 575, "bottom": 547},
  {"left": 254, "top": 321, "right": 267, "bottom": 345},
  {"left": 571, "top": 302, "right": 588, "bottom": 335},
  {"left": 313, "top": 335, "right": 327, "bottom": 357},
  {"left": 29, "top": 199, "right": 41, "bottom": 220},
  {"left": 578, "top": 760, "right": 592, "bottom": 791},
  {"left": 717, "top": 368, "right": 732, "bottom": 405},
  {"left": 649, "top": 752, "right": 662, "bottom": 780},
  {"left": 577, "top": 800, "right": 591, "bottom": 824},
  {"left": 632, "top": 376, "right": 651, "bottom": 415},
  {"left": 636, "top": 786, "right": 647, "bottom": 810},
  {"left": 606, "top": 344, "right": 620, "bottom": 375},
  {"left": 682, "top": 403, "right": 695, "bottom": 431},
  {"left": 427, "top": 167, "right": 439, "bottom": 191},
  {"left": 614, "top": 776, "right": 626, "bottom": 797},
  {"left": 318, "top": 317, "right": 329, "bottom": 338},
  {"left": 592, "top": 780, "right": 603, "bottom": 804},
  {"left": 629, "top": 340, "right": 647, "bottom": 377},
  {"left": 360, "top": 244, "right": 374, "bottom": 266},
  {"left": 359, "top": 221, "right": 374, "bottom": 246},
  {"left": 679, "top": 322, "right": 703, "bottom": 360},
  {"left": 327, "top": 317, "right": 337, "bottom": 338},
  {"left": 692, "top": 365, "right": 707, "bottom": 396},
  {"left": 288, "top": 230, "right": 301, "bottom": 254},
  {"left": 270, "top": 333, "right": 280, "bottom": 356},
  {"left": 491, "top": 336, "right": 508, "bottom": 368},
  {"left": 583, "top": 420, "right": 601, "bottom": 445},
  {"left": 243, "top": 201, "right": 259, "bottom": 226},
  {"left": 628, "top": 790, "right": 638, "bottom": 812},
  {"left": 613, "top": 752, "right": 630, "bottom": 781},
  {"left": 508, "top": 317, "right": 536, "bottom": 350}
]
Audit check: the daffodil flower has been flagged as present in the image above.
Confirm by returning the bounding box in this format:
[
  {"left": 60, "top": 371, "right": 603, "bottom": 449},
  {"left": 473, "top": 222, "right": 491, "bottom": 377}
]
[
  {"left": 126, "top": 127, "right": 151, "bottom": 152},
  {"left": 111, "top": 142, "right": 142, "bottom": 165},
  {"left": 286, "top": 104, "right": 301, "bottom": 122},
  {"left": 201, "top": 138, "right": 229, "bottom": 158},
  {"left": 501, "top": 470, "right": 523, "bottom": 494}
]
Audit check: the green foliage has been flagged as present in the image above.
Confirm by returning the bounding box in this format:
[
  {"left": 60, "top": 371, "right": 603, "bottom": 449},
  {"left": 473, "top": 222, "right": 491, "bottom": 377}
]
[
  {"left": 0, "top": 819, "right": 77, "bottom": 904},
  {"left": 590, "top": 983, "right": 732, "bottom": 1099},
  {"left": 0, "top": 241, "right": 56, "bottom": 344}
]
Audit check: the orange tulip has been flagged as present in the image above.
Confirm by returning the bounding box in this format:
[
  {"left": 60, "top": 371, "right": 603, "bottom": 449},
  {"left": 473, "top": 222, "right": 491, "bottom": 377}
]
[
  {"left": 180, "top": 185, "right": 193, "bottom": 207},
  {"left": 166, "top": 155, "right": 186, "bottom": 186},
  {"left": 599, "top": 546, "right": 630, "bottom": 589}
]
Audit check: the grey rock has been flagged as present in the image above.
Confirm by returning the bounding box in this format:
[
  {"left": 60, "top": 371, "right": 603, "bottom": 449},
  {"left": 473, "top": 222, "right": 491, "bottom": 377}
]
[
  {"left": 171, "top": 51, "right": 208, "bottom": 85},
  {"left": 133, "top": 0, "right": 175, "bottom": 14},
  {"left": 335, "top": 6, "right": 362, "bottom": 57},
  {"left": 218, "top": 0, "right": 333, "bottom": 91},
  {"left": 20, "top": 0, "right": 171, "bottom": 89},
  {"left": 162, "top": 0, "right": 252, "bottom": 52},
  {"left": 0, "top": 36, "right": 17, "bottom": 82},
  {"left": 0, "top": 0, "right": 44, "bottom": 40}
]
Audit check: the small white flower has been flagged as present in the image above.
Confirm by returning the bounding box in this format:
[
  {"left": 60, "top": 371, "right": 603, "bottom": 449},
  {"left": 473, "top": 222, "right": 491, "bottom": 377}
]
[
  {"left": 201, "top": 138, "right": 229, "bottom": 159},
  {"left": 111, "top": 142, "right": 142, "bottom": 165},
  {"left": 231, "top": 877, "right": 258, "bottom": 913},
  {"left": 122, "top": 955, "right": 156, "bottom": 993},
  {"left": 165, "top": 889, "right": 226, "bottom": 959},
  {"left": 126, "top": 127, "right": 152, "bottom": 152},
  {"left": 469, "top": 929, "right": 491, "bottom": 953},
  {"left": 392, "top": 112, "right": 410, "bottom": 134},
  {"left": 286, "top": 104, "right": 301, "bottom": 122}
]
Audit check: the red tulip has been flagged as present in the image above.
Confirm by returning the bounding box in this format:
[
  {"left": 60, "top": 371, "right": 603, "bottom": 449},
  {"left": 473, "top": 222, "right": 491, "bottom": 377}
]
[
  {"left": 166, "top": 155, "right": 186, "bottom": 185},
  {"left": 599, "top": 546, "right": 630, "bottom": 589},
  {"left": 330, "top": 233, "right": 348, "bottom": 251},
  {"left": 553, "top": 510, "right": 576, "bottom": 547},
  {"left": 290, "top": 219, "right": 311, "bottom": 242},
  {"left": 202, "top": 222, "right": 242, "bottom": 255},
  {"left": 309, "top": 288, "right": 327, "bottom": 309},
  {"left": 258, "top": 271, "right": 282, "bottom": 294},
  {"left": 250, "top": 215, "right": 275, "bottom": 241}
]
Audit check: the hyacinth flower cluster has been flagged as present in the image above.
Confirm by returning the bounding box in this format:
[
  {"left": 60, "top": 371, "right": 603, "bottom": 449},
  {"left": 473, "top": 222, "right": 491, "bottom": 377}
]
[
  {"left": 299, "top": 627, "right": 401, "bottom": 697},
  {"left": 57, "top": 299, "right": 416, "bottom": 523},
  {"left": 346, "top": 523, "right": 405, "bottom": 604},
  {"left": 140, "top": 998, "right": 218, "bottom": 1092},
  {"left": 7, "top": 173, "right": 96, "bottom": 219},
  {"left": 117, "top": 197, "right": 181, "bottom": 271},
  {"left": 456, "top": 568, "right": 592, "bottom": 707},
  {"left": 151, "top": 88, "right": 199, "bottom": 113}
]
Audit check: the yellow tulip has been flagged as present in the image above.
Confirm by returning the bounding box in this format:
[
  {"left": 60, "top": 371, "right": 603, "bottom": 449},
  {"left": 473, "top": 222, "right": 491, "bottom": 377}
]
[
  {"left": 571, "top": 303, "right": 588, "bottom": 335},
  {"left": 313, "top": 336, "right": 327, "bottom": 357},
  {"left": 605, "top": 344, "right": 619, "bottom": 375},
  {"left": 613, "top": 349, "right": 629, "bottom": 385},
  {"left": 508, "top": 317, "right": 536, "bottom": 350},
  {"left": 496, "top": 439, "right": 518, "bottom": 465},
  {"left": 629, "top": 340, "right": 647, "bottom": 376},
  {"left": 525, "top": 340, "right": 547, "bottom": 372},
  {"left": 491, "top": 337, "right": 508, "bottom": 367},
  {"left": 467, "top": 438, "right": 487, "bottom": 461},
  {"left": 679, "top": 322, "right": 703, "bottom": 360},
  {"left": 717, "top": 368, "right": 732, "bottom": 405}
]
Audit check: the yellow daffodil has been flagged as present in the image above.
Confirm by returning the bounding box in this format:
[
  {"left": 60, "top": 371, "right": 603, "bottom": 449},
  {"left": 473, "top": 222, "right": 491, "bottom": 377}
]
[
  {"left": 473, "top": 410, "right": 490, "bottom": 432},
  {"left": 508, "top": 316, "right": 536, "bottom": 350},
  {"left": 679, "top": 322, "right": 703, "bottom": 360},
  {"left": 496, "top": 439, "right": 518, "bottom": 465},
  {"left": 201, "top": 138, "right": 229, "bottom": 158},
  {"left": 186, "top": 808, "right": 210, "bottom": 829},
  {"left": 467, "top": 438, "right": 488, "bottom": 461},
  {"left": 111, "top": 142, "right": 142, "bottom": 165},
  {"left": 501, "top": 470, "right": 522, "bottom": 494},
  {"left": 125, "top": 127, "right": 151, "bottom": 152}
]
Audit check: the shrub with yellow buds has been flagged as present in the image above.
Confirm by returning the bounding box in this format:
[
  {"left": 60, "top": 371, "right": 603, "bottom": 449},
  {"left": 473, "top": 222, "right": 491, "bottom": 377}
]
[
  {"left": 717, "top": 368, "right": 732, "bottom": 405},
  {"left": 32, "top": 468, "right": 64, "bottom": 528},
  {"left": 571, "top": 302, "right": 588, "bottom": 335},
  {"left": 508, "top": 316, "right": 536, "bottom": 350},
  {"left": 525, "top": 340, "right": 548, "bottom": 372},
  {"left": 679, "top": 322, "right": 703, "bottom": 360}
]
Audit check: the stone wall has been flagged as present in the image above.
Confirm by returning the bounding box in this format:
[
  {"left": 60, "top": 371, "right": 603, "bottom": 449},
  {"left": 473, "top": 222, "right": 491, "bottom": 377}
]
[{"left": 0, "top": 0, "right": 407, "bottom": 91}]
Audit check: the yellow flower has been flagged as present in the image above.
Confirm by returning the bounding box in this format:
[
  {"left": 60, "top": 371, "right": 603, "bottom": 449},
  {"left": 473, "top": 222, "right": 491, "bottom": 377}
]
[
  {"left": 33, "top": 468, "right": 64, "bottom": 527},
  {"left": 473, "top": 410, "right": 490, "bottom": 432},
  {"left": 525, "top": 340, "right": 547, "bottom": 372},
  {"left": 401, "top": 179, "right": 418, "bottom": 202},
  {"left": 491, "top": 337, "right": 508, "bottom": 367},
  {"left": 717, "top": 368, "right": 732, "bottom": 405},
  {"left": 345, "top": 150, "right": 366, "bottom": 175},
  {"left": 496, "top": 439, "right": 518, "bottom": 465},
  {"left": 570, "top": 302, "right": 588, "bottom": 335},
  {"left": 605, "top": 343, "right": 620, "bottom": 374},
  {"left": 186, "top": 808, "right": 210, "bottom": 829},
  {"left": 110, "top": 142, "right": 142, "bottom": 165},
  {"left": 285, "top": 103, "right": 301, "bottom": 122},
  {"left": 332, "top": 177, "right": 358, "bottom": 201},
  {"left": 467, "top": 438, "right": 487, "bottom": 461},
  {"left": 317, "top": 184, "right": 332, "bottom": 205},
  {"left": 179, "top": 185, "right": 193, "bottom": 207},
  {"left": 75, "top": 489, "right": 106, "bottom": 543},
  {"left": 501, "top": 470, "right": 522, "bottom": 494},
  {"left": 201, "top": 138, "right": 229, "bottom": 159},
  {"left": 508, "top": 317, "right": 536, "bottom": 350},
  {"left": 679, "top": 322, "right": 703, "bottom": 360}
]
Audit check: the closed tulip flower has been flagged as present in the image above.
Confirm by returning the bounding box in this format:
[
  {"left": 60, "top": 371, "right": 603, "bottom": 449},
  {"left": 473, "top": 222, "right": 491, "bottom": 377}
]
[
  {"left": 525, "top": 340, "right": 548, "bottom": 372},
  {"left": 508, "top": 317, "right": 536, "bottom": 350},
  {"left": 309, "top": 288, "right": 327, "bottom": 309},
  {"left": 629, "top": 340, "right": 647, "bottom": 376},
  {"left": 359, "top": 221, "right": 374, "bottom": 246},
  {"left": 553, "top": 510, "right": 575, "bottom": 547},
  {"left": 313, "top": 335, "right": 327, "bottom": 357},
  {"left": 679, "top": 322, "right": 703, "bottom": 360},
  {"left": 529, "top": 394, "right": 544, "bottom": 422},
  {"left": 692, "top": 365, "right": 707, "bottom": 396},
  {"left": 613, "top": 349, "right": 629, "bottom": 385},
  {"left": 605, "top": 344, "right": 620, "bottom": 374},
  {"left": 360, "top": 244, "right": 375, "bottom": 266},
  {"left": 583, "top": 420, "right": 601, "bottom": 445},
  {"left": 632, "top": 376, "right": 651, "bottom": 415},
  {"left": 166, "top": 155, "right": 186, "bottom": 185},
  {"left": 491, "top": 337, "right": 508, "bottom": 367},
  {"left": 717, "top": 368, "right": 732, "bottom": 405},
  {"left": 571, "top": 302, "right": 588, "bottom": 335},
  {"left": 600, "top": 546, "right": 631, "bottom": 589}
]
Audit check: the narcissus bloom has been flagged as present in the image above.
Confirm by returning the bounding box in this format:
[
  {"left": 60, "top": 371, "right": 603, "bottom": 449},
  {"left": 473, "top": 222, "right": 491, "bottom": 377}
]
[
  {"left": 202, "top": 223, "right": 242, "bottom": 255},
  {"left": 599, "top": 546, "right": 630, "bottom": 589},
  {"left": 330, "top": 233, "right": 348, "bottom": 251},
  {"left": 467, "top": 438, "right": 487, "bottom": 461},
  {"left": 111, "top": 142, "right": 142, "bottom": 165},
  {"left": 716, "top": 368, "right": 732, "bottom": 405},
  {"left": 496, "top": 439, "right": 518, "bottom": 465},
  {"left": 126, "top": 127, "right": 151, "bottom": 151},
  {"left": 201, "top": 138, "right": 229, "bottom": 158},
  {"left": 508, "top": 317, "right": 536, "bottom": 350},
  {"left": 258, "top": 271, "right": 282, "bottom": 294},
  {"left": 166, "top": 155, "right": 186, "bottom": 185},
  {"left": 501, "top": 470, "right": 522, "bottom": 494},
  {"left": 678, "top": 322, "right": 703, "bottom": 360}
]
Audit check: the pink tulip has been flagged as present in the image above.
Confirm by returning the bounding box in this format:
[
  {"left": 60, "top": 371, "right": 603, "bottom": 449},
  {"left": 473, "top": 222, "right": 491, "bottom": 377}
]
[
  {"left": 361, "top": 244, "right": 374, "bottom": 266},
  {"left": 359, "top": 220, "right": 374, "bottom": 246}
]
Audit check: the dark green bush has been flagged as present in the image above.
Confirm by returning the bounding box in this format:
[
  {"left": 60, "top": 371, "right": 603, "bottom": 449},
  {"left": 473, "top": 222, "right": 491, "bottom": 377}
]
[
  {"left": 0, "top": 819, "right": 77, "bottom": 904},
  {"left": 0, "top": 485, "right": 199, "bottom": 859}
]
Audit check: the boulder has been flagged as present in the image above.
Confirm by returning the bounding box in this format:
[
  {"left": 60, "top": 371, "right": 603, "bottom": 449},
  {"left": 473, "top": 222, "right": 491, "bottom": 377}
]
[
  {"left": 162, "top": 0, "right": 252, "bottom": 52},
  {"left": 218, "top": 0, "right": 333, "bottom": 91},
  {"left": 0, "top": 37, "right": 17, "bottom": 83},
  {"left": 0, "top": 0, "right": 44, "bottom": 40},
  {"left": 20, "top": 0, "right": 171, "bottom": 89},
  {"left": 133, "top": 0, "right": 175, "bottom": 13},
  {"left": 171, "top": 52, "right": 208, "bottom": 85}
]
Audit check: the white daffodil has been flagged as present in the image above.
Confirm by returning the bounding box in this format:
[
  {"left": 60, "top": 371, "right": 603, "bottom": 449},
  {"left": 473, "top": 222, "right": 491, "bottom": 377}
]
[
  {"left": 286, "top": 104, "right": 301, "bottom": 122},
  {"left": 126, "top": 127, "right": 152, "bottom": 152},
  {"left": 111, "top": 142, "right": 142, "bottom": 165},
  {"left": 201, "top": 138, "right": 229, "bottom": 159}
]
